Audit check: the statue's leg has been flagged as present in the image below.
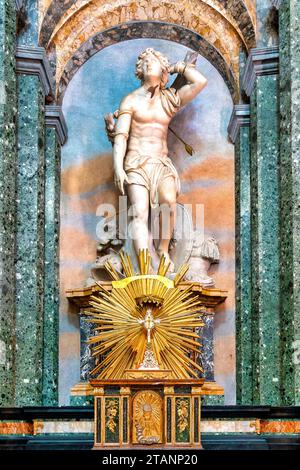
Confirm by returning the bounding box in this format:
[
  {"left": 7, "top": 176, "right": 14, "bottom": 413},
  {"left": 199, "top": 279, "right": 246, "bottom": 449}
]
[
  {"left": 127, "top": 183, "right": 150, "bottom": 255},
  {"left": 157, "top": 176, "right": 177, "bottom": 271}
]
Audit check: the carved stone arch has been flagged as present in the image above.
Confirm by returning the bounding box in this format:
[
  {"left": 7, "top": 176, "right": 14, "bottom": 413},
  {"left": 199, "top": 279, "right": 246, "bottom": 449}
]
[
  {"left": 39, "top": 0, "right": 250, "bottom": 98},
  {"left": 39, "top": 0, "right": 256, "bottom": 50},
  {"left": 56, "top": 21, "right": 238, "bottom": 103}
]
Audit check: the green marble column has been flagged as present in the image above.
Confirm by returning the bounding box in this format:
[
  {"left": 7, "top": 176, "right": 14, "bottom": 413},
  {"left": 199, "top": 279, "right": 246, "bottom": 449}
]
[
  {"left": 279, "top": 0, "right": 300, "bottom": 405},
  {"left": 0, "top": 0, "right": 17, "bottom": 406},
  {"left": 242, "top": 47, "right": 281, "bottom": 405},
  {"left": 43, "top": 106, "right": 67, "bottom": 405},
  {"left": 15, "top": 47, "right": 53, "bottom": 405},
  {"left": 228, "top": 105, "right": 252, "bottom": 404}
]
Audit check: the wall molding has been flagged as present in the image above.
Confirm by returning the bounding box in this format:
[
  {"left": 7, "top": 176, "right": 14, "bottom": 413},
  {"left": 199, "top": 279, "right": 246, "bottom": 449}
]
[
  {"left": 16, "top": 46, "right": 54, "bottom": 97},
  {"left": 227, "top": 104, "right": 250, "bottom": 144},
  {"left": 1, "top": 405, "right": 300, "bottom": 420},
  {"left": 242, "top": 46, "right": 279, "bottom": 97},
  {"left": 45, "top": 105, "right": 68, "bottom": 145}
]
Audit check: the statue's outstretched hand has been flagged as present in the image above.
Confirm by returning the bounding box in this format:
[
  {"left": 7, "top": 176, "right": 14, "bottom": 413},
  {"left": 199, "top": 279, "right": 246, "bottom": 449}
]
[{"left": 114, "top": 167, "right": 128, "bottom": 195}]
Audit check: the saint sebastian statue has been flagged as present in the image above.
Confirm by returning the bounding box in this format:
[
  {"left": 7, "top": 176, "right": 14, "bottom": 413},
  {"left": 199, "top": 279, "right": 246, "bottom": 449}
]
[{"left": 108, "top": 48, "right": 207, "bottom": 272}]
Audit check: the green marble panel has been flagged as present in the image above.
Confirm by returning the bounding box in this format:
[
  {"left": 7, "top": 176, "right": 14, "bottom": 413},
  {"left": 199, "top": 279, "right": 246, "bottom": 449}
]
[
  {"left": 250, "top": 86, "right": 259, "bottom": 403},
  {"left": 15, "top": 74, "right": 45, "bottom": 406},
  {"left": 194, "top": 397, "right": 199, "bottom": 442},
  {"left": 279, "top": 0, "right": 300, "bottom": 405},
  {"left": 69, "top": 395, "right": 93, "bottom": 407},
  {"left": 250, "top": 75, "right": 281, "bottom": 405},
  {"left": 166, "top": 397, "right": 172, "bottom": 443},
  {"left": 96, "top": 398, "right": 101, "bottom": 443},
  {"left": 0, "top": 0, "right": 17, "bottom": 406},
  {"left": 123, "top": 397, "right": 128, "bottom": 443},
  {"left": 235, "top": 125, "right": 252, "bottom": 404},
  {"left": 42, "top": 127, "right": 60, "bottom": 406},
  {"left": 201, "top": 395, "right": 225, "bottom": 406}
]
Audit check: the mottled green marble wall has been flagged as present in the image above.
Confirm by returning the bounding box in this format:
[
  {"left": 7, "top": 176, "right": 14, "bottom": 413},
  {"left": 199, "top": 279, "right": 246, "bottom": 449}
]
[
  {"left": 249, "top": 85, "right": 259, "bottom": 404},
  {"left": 235, "top": 123, "right": 252, "bottom": 405},
  {"left": 0, "top": 0, "right": 66, "bottom": 409},
  {"left": 279, "top": 0, "right": 300, "bottom": 405},
  {"left": 234, "top": 44, "right": 282, "bottom": 405},
  {"left": 251, "top": 74, "right": 281, "bottom": 405},
  {"left": 227, "top": 48, "right": 252, "bottom": 405},
  {"left": 0, "top": 0, "right": 17, "bottom": 406},
  {"left": 15, "top": 74, "right": 45, "bottom": 405},
  {"left": 43, "top": 126, "right": 61, "bottom": 405}
]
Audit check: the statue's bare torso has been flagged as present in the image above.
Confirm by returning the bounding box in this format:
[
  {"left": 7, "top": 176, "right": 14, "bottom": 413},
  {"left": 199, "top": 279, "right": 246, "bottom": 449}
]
[{"left": 124, "top": 88, "right": 170, "bottom": 160}]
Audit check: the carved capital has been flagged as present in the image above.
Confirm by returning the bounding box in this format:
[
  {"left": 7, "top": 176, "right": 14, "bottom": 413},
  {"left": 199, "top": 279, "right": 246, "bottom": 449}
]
[
  {"left": 45, "top": 105, "right": 68, "bottom": 145},
  {"left": 93, "top": 387, "right": 104, "bottom": 395},
  {"left": 164, "top": 386, "right": 174, "bottom": 395},
  {"left": 242, "top": 46, "right": 279, "bottom": 97},
  {"left": 16, "top": 46, "right": 54, "bottom": 97},
  {"left": 120, "top": 387, "right": 131, "bottom": 395},
  {"left": 227, "top": 104, "right": 250, "bottom": 143},
  {"left": 191, "top": 386, "right": 203, "bottom": 395}
]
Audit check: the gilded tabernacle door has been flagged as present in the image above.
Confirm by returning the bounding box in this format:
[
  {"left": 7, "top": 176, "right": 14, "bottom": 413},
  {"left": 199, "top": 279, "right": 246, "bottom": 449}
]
[{"left": 132, "top": 390, "right": 163, "bottom": 445}]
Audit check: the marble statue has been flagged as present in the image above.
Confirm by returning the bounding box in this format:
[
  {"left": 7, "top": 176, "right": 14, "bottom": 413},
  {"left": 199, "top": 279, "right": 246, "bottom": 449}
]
[
  {"left": 184, "top": 233, "right": 220, "bottom": 287},
  {"left": 85, "top": 214, "right": 124, "bottom": 286},
  {"left": 86, "top": 213, "right": 220, "bottom": 287},
  {"left": 105, "top": 48, "right": 207, "bottom": 272}
]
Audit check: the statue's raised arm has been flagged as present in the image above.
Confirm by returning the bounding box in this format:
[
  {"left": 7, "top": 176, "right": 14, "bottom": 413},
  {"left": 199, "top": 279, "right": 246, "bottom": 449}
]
[{"left": 169, "top": 61, "right": 207, "bottom": 107}]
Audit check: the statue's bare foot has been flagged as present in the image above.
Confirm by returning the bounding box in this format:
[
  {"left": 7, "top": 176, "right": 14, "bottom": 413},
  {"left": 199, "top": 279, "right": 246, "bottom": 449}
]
[{"left": 157, "top": 250, "right": 175, "bottom": 273}]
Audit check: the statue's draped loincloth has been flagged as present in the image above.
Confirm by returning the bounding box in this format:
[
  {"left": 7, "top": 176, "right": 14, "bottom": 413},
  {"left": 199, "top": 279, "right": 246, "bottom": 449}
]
[
  {"left": 124, "top": 87, "right": 181, "bottom": 207},
  {"left": 124, "top": 154, "right": 180, "bottom": 207}
]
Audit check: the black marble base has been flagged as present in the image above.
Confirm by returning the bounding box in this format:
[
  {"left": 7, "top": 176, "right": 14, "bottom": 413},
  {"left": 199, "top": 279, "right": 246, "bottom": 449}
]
[
  {"left": 1, "top": 405, "right": 300, "bottom": 420},
  {"left": 1, "top": 434, "right": 300, "bottom": 450}
]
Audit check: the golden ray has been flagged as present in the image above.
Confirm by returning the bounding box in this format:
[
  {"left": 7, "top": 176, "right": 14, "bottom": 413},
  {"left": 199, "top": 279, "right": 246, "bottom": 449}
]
[
  {"left": 173, "top": 263, "right": 190, "bottom": 286},
  {"left": 104, "top": 261, "right": 120, "bottom": 281}
]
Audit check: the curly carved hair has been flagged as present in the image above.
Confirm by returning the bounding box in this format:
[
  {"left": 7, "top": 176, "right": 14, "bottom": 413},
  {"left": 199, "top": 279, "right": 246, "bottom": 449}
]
[{"left": 135, "top": 48, "right": 170, "bottom": 87}]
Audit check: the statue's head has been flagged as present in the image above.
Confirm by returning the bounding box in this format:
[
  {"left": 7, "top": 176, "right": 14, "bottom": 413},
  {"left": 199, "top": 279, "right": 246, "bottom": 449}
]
[
  {"left": 142, "top": 403, "right": 153, "bottom": 418},
  {"left": 135, "top": 48, "right": 170, "bottom": 88}
]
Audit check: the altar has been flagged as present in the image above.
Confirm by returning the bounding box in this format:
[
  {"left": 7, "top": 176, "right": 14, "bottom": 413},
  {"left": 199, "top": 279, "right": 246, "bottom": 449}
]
[
  {"left": 66, "top": 280, "right": 227, "bottom": 410},
  {"left": 65, "top": 248, "right": 226, "bottom": 448},
  {"left": 91, "top": 379, "right": 203, "bottom": 448}
]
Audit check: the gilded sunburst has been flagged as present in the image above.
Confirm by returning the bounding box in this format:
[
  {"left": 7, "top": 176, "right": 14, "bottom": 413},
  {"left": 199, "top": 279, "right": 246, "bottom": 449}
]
[{"left": 85, "top": 249, "right": 204, "bottom": 379}]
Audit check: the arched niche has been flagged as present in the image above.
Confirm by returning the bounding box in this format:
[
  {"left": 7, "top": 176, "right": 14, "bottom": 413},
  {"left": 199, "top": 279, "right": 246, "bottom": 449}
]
[{"left": 59, "top": 37, "right": 236, "bottom": 405}]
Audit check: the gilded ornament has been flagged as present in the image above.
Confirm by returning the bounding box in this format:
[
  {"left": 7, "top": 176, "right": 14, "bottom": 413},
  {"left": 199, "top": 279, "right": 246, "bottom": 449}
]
[
  {"left": 177, "top": 399, "right": 189, "bottom": 433},
  {"left": 85, "top": 249, "right": 204, "bottom": 380},
  {"left": 105, "top": 399, "right": 118, "bottom": 434},
  {"left": 133, "top": 391, "right": 162, "bottom": 444}
]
